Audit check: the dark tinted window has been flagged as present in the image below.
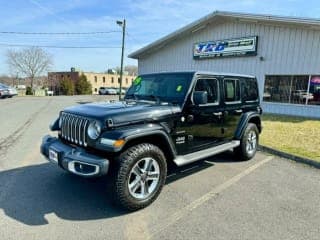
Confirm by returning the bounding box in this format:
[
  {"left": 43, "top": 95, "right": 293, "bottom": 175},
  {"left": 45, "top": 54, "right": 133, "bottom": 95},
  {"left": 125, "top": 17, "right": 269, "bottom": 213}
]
[
  {"left": 224, "top": 78, "right": 240, "bottom": 102},
  {"left": 242, "top": 78, "right": 258, "bottom": 102},
  {"left": 126, "top": 73, "right": 194, "bottom": 104},
  {"left": 195, "top": 78, "right": 219, "bottom": 103}
]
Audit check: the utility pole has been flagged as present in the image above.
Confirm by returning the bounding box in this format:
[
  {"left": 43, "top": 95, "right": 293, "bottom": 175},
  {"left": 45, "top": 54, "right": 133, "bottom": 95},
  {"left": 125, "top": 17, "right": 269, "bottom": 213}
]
[{"left": 117, "top": 19, "right": 126, "bottom": 101}]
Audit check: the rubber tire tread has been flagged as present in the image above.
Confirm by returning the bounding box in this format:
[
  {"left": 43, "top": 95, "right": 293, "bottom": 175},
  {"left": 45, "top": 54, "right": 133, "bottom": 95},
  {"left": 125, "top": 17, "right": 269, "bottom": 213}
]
[
  {"left": 114, "top": 143, "right": 167, "bottom": 211},
  {"left": 234, "top": 123, "right": 259, "bottom": 161}
]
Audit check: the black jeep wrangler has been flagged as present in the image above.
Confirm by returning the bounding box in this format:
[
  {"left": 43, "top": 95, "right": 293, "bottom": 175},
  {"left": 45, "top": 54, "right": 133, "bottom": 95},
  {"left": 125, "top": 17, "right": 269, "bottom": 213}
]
[{"left": 41, "top": 71, "right": 262, "bottom": 210}]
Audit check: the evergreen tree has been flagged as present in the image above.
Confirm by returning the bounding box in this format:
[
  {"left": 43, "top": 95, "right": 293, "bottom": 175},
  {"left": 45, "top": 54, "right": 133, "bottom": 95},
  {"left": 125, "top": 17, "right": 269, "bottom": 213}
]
[
  {"left": 75, "top": 74, "right": 92, "bottom": 95},
  {"left": 60, "top": 77, "right": 74, "bottom": 95}
]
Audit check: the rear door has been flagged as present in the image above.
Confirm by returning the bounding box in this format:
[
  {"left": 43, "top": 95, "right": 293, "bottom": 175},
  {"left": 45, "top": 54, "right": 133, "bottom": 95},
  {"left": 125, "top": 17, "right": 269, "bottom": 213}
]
[{"left": 222, "top": 77, "right": 243, "bottom": 139}]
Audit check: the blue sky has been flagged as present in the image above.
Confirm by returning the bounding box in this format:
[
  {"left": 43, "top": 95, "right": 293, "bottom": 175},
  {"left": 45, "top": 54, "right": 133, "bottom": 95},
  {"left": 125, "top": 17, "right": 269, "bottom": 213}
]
[{"left": 0, "top": 0, "right": 320, "bottom": 76}]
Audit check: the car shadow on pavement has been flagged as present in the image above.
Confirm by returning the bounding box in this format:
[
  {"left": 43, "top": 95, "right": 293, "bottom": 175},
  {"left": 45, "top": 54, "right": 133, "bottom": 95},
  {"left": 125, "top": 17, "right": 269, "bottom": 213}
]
[
  {"left": 205, "top": 151, "right": 240, "bottom": 163},
  {"left": 166, "top": 151, "right": 238, "bottom": 184},
  {"left": 0, "top": 163, "right": 126, "bottom": 226},
  {"left": 0, "top": 152, "right": 236, "bottom": 226}
]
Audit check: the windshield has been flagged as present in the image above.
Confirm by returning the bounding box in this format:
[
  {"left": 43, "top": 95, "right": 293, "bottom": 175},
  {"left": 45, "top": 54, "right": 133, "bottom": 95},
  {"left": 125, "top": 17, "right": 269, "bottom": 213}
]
[{"left": 125, "top": 72, "right": 194, "bottom": 104}]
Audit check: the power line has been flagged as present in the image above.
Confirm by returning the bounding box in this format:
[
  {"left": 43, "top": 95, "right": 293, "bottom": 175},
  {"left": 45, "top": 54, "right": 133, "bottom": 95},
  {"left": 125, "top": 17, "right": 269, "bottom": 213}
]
[
  {"left": 0, "top": 31, "right": 121, "bottom": 35},
  {"left": 0, "top": 43, "right": 121, "bottom": 49}
]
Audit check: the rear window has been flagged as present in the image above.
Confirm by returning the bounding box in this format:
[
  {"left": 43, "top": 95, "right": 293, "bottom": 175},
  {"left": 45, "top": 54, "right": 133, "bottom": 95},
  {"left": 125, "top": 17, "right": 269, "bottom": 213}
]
[{"left": 242, "top": 78, "right": 259, "bottom": 102}]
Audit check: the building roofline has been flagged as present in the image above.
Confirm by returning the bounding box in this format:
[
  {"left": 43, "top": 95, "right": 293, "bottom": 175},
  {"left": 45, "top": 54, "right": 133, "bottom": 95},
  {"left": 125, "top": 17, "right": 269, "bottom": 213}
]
[{"left": 128, "top": 10, "right": 320, "bottom": 59}]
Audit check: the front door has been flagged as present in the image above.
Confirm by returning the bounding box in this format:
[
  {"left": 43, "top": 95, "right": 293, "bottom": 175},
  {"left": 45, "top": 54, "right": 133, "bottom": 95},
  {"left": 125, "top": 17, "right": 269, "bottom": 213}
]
[{"left": 175, "top": 77, "right": 225, "bottom": 154}]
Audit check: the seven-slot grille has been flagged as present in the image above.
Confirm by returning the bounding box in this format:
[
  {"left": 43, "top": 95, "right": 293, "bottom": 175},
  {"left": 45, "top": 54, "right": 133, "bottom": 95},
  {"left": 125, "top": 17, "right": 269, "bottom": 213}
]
[{"left": 60, "top": 112, "right": 89, "bottom": 146}]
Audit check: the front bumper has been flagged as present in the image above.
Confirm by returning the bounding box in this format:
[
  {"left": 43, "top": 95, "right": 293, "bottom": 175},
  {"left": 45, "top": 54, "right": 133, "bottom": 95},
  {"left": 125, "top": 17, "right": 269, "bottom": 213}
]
[{"left": 41, "top": 135, "right": 109, "bottom": 177}]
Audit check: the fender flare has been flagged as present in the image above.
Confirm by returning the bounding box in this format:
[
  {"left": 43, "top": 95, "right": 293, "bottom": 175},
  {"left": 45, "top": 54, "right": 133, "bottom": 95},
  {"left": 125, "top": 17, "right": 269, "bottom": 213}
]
[
  {"left": 234, "top": 112, "right": 262, "bottom": 140},
  {"left": 98, "top": 124, "right": 177, "bottom": 158}
]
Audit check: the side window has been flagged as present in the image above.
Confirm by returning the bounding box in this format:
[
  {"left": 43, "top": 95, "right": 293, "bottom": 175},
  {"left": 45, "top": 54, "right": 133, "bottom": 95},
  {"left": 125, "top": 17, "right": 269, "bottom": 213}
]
[
  {"left": 195, "top": 78, "right": 219, "bottom": 104},
  {"left": 242, "top": 78, "right": 258, "bottom": 102},
  {"left": 224, "top": 78, "right": 240, "bottom": 102}
]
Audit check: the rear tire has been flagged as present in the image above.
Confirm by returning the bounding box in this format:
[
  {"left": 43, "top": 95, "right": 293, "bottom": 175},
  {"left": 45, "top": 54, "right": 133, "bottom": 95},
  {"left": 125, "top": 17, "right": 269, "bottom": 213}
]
[
  {"left": 114, "top": 143, "right": 167, "bottom": 211},
  {"left": 234, "top": 123, "right": 259, "bottom": 161}
]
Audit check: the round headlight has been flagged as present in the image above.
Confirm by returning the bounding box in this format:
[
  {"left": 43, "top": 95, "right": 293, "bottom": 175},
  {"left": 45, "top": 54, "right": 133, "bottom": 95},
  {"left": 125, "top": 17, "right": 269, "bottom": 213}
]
[{"left": 87, "top": 121, "right": 102, "bottom": 139}]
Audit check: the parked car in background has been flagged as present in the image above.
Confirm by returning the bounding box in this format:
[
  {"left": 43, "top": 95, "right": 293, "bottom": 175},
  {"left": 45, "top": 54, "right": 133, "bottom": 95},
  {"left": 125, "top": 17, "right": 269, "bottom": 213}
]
[
  {"left": 46, "top": 90, "right": 54, "bottom": 96},
  {"left": 115, "top": 88, "right": 126, "bottom": 95},
  {"left": 0, "top": 84, "right": 9, "bottom": 99},
  {"left": 99, "top": 87, "right": 117, "bottom": 95},
  {"left": 292, "top": 90, "right": 313, "bottom": 101},
  {"left": 0, "top": 83, "right": 17, "bottom": 98}
]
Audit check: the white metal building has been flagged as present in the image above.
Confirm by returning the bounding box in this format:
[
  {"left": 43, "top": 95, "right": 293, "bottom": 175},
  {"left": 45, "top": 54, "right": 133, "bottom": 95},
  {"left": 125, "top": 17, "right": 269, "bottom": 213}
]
[{"left": 129, "top": 11, "right": 320, "bottom": 118}]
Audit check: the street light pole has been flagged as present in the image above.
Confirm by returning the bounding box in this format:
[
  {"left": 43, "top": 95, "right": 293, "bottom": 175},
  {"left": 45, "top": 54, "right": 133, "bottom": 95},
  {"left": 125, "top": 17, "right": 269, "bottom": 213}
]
[{"left": 117, "top": 19, "right": 126, "bottom": 101}]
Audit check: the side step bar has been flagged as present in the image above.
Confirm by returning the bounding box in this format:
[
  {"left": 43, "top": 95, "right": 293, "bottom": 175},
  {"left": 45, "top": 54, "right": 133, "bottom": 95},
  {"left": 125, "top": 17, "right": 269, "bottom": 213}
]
[{"left": 173, "top": 140, "right": 240, "bottom": 166}]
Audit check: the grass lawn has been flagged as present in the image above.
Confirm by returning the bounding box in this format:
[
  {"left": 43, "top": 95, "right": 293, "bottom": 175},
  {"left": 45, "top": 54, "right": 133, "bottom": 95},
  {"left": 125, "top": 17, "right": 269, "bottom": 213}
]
[{"left": 260, "top": 114, "right": 320, "bottom": 162}]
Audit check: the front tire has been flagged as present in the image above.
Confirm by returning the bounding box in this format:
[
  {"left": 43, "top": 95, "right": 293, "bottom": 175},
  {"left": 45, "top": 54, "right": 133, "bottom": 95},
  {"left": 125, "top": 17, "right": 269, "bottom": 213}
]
[
  {"left": 234, "top": 123, "right": 259, "bottom": 161},
  {"left": 114, "top": 143, "right": 167, "bottom": 211}
]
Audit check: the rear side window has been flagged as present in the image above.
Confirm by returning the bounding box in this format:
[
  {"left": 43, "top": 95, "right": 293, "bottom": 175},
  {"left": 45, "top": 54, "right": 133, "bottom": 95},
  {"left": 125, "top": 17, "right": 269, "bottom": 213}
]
[
  {"left": 224, "top": 78, "right": 240, "bottom": 102},
  {"left": 242, "top": 78, "right": 259, "bottom": 102}
]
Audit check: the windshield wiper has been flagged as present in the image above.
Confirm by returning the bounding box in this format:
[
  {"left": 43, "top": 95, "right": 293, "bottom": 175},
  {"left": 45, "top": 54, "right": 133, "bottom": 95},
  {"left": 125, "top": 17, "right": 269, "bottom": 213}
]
[
  {"left": 126, "top": 93, "right": 138, "bottom": 101},
  {"left": 144, "top": 94, "right": 161, "bottom": 103}
]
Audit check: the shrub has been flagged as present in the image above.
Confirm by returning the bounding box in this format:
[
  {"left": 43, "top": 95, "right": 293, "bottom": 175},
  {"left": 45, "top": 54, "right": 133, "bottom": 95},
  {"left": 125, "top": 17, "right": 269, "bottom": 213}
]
[{"left": 26, "top": 86, "right": 33, "bottom": 95}]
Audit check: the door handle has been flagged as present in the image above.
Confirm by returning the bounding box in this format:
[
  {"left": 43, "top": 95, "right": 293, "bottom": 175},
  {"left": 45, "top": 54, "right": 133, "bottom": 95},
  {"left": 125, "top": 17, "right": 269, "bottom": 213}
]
[
  {"left": 213, "top": 112, "right": 222, "bottom": 116},
  {"left": 235, "top": 109, "right": 243, "bottom": 114}
]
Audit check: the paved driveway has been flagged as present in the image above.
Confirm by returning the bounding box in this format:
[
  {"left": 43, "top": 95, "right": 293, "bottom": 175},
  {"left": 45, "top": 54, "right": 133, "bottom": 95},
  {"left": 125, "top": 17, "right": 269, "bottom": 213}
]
[{"left": 0, "top": 96, "right": 319, "bottom": 240}]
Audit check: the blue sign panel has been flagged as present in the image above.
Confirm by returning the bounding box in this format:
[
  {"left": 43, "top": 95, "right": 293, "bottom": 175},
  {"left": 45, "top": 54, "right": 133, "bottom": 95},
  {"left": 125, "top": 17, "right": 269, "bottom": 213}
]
[{"left": 193, "top": 36, "right": 258, "bottom": 59}]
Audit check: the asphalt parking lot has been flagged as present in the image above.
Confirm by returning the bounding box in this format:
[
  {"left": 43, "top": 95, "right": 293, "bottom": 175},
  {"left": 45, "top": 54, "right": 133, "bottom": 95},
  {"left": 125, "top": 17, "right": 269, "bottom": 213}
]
[{"left": 0, "top": 96, "right": 319, "bottom": 240}]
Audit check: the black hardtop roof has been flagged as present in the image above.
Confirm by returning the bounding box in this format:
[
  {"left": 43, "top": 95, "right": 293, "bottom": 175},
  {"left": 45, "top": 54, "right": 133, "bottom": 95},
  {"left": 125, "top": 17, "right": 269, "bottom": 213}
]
[{"left": 140, "top": 71, "right": 255, "bottom": 78}]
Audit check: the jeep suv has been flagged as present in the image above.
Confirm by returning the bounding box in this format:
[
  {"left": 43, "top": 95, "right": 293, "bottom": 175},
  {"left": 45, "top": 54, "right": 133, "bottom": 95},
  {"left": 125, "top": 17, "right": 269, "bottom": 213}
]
[{"left": 41, "top": 71, "right": 262, "bottom": 210}]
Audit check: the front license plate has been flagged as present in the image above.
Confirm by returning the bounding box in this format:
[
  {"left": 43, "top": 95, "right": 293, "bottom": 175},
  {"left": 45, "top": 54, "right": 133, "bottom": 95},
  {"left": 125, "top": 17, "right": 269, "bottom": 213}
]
[{"left": 49, "top": 149, "right": 58, "bottom": 163}]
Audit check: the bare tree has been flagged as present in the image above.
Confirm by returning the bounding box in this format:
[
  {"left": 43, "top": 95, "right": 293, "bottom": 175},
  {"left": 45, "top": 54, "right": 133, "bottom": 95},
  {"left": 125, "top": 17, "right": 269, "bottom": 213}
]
[
  {"left": 6, "top": 47, "right": 53, "bottom": 89},
  {"left": 113, "top": 65, "right": 138, "bottom": 76},
  {"left": 124, "top": 65, "right": 138, "bottom": 76}
]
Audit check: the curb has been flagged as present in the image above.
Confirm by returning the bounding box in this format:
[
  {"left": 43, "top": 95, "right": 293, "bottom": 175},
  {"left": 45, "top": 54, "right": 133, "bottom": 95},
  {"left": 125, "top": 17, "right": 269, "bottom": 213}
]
[{"left": 258, "top": 145, "right": 320, "bottom": 169}]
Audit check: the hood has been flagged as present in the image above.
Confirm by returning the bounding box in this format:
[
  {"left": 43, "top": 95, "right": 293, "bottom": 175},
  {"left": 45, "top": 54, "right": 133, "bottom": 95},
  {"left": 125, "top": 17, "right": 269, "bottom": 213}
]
[{"left": 63, "top": 101, "right": 181, "bottom": 126}]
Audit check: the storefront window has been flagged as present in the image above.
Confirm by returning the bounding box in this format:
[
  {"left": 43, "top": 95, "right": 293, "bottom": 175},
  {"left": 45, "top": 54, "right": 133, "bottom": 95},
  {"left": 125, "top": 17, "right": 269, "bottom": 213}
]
[
  {"left": 310, "top": 76, "right": 320, "bottom": 105},
  {"left": 263, "top": 75, "right": 320, "bottom": 105}
]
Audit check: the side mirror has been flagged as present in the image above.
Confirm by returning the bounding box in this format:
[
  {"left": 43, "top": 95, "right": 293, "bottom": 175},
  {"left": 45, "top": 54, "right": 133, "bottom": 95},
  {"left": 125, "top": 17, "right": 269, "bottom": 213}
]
[{"left": 193, "top": 91, "right": 208, "bottom": 105}]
